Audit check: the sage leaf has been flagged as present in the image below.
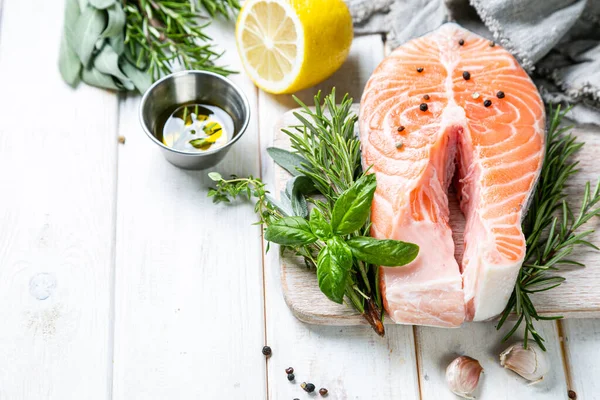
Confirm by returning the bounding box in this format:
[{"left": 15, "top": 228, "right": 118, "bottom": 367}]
[
  {"left": 81, "top": 66, "right": 119, "bottom": 90},
  {"left": 267, "top": 147, "right": 307, "bottom": 177},
  {"left": 64, "top": 0, "right": 81, "bottom": 40},
  {"left": 59, "top": 33, "right": 82, "bottom": 87},
  {"left": 102, "top": 3, "right": 125, "bottom": 38},
  {"left": 277, "top": 190, "right": 294, "bottom": 217},
  {"left": 265, "top": 194, "right": 292, "bottom": 218},
  {"left": 309, "top": 208, "right": 332, "bottom": 240},
  {"left": 331, "top": 174, "right": 377, "bottom": 235},
  {"left": 285, "top": 176, "right": 313, "bottom": 217},
  {"left": 346, "top": 236, "right": 419, "bottom": 266},
  {"left": 73, "top": 6, "right": 107, "bottom": 66},
  {"left": 317, "top": 236, "right": 352, "bottom": 304},
  {"left": 120, "top": 59, "right": 152, "bottom": 93},
  {"left": 264, "top": 217, "right": 317, "bottom": 246},
  {"left": 89, "top": 0, "right": 115, "bottom": 9},
  {"left": 93, "top": 44, "right": 134, "bottom": 90},
  {"left": 109, "top": 32, "right": 125, "bottom": 55}
]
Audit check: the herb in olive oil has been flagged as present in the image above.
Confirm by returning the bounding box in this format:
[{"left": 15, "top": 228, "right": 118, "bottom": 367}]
[{"left": 155, "top": 103, "right": 233, "bottom": 152}]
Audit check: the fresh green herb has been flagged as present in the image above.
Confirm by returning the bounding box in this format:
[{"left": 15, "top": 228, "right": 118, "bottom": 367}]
[
  {"left": 208, "top": 89, "right": 419, "bottom": 334},
  {"left": 59, "top": 0, "right": 239, "bottom": 92},
  {"left": 497, "top": 105, "right": 600, "bottom": 350},
  {"left": 124, "top": 0, "right": 235, "bottom": 81}
]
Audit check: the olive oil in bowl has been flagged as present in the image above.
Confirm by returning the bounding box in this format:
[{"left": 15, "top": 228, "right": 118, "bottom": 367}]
[{"left": 155, "top": 103, "right": 234, "bottom": 153}]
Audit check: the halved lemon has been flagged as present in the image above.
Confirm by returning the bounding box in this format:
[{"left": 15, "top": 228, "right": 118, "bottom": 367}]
[{"left": 235, "top": 0, "right": 353, "bottom": 94}]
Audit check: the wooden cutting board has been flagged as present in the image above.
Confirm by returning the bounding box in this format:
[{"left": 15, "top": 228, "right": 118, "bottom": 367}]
[{"left": 271, "top": 104, "right": 600, "bottom": 326}]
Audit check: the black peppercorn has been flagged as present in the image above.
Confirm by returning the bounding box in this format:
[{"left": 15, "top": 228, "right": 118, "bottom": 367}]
[
  {"left": 319, "top": 388, "right": 329, "bottom": 396},
  {"left": 496, "top": 91, "right": 505, "bottom": 99},
  {"left": 462, "top": 71, "right": 471, "bottom": 80},
  {"left": 489, "top": 41, "right": 495, "bottom": 47},
  {"left": 262, "top": 346, "right": 272, "bottom": 356},
  {"left": 484, "top": 99, "right": 492, "bottom": 107},
  {"left": 419, "top": 103, "right": 428, "bottom": 112},
  {"left": 301, "top": 382, "right": 316, "bottom": 393},
  {"left": 416, "top": 67, "right": 423, "bottom": 73},
  {"left": 458, "top": 39, "right": 464, "bottom": 46},
  {"left": 397, "top": 125, "right": 405, "bottom": 132},
  {"left": 287, "top": 373, "right": 295, "bottom": 381},
  {"left": 285, "top": 367, "right": 294, "bottom": 374},
  {"left": 423, "top": 94, "right": 430, "bottom": 100}
]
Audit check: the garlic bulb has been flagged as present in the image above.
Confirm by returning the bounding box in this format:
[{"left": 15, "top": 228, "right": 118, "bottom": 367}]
[
  {"left": 500, "top": 342, "right": 550, "bottom": 382},
  {"left": 446, "top": 356, "right": 484, "bottom": 399}
]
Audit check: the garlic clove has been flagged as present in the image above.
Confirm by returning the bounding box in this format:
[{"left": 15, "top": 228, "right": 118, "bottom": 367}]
[
  {"left": 500, "top": 342, "right": 550, "bottom": 383},
  {"left": 446, "top": 355, "right": 484, "bottom": 399}
]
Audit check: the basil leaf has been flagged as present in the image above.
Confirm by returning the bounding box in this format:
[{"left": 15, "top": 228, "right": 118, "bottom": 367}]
[
  {"left": 267, "top": 147, "right": 308, "bottom": 177},
  {"left": 73, "top": 6, "right": 107, "bottom": 66},
  {"left": 331, "top": 174, "right": 377, "bottom": 235},
  {"left": 317, "top": 237, "right": 353, "bottom": 303},
  {"left": 264, "top": 217, "right": 316, "bottom": 246},
  {"left": 309, "top": 208, "right": 332, "bottom": 239},
  {"left": 346, "top": 236, "right": 419, "bottom": 266}
]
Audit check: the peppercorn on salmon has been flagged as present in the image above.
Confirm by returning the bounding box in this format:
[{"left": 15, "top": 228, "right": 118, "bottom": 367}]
[{"left": 359, "top": 23, "right": 545, "bottom": 326}]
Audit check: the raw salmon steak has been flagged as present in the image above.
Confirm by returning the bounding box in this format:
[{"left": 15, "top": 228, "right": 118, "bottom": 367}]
[{"left": 359, "top": 23, "right": 545, "bottom": 327}]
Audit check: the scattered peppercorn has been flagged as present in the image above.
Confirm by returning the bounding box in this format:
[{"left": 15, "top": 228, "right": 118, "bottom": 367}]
[
  {"left": 319, "top": 388, "right": 329, "bottom": 396},
  {"left": 496, "top": 90, "right": 505, "bottom": 99},
  {"left": 462, "top": 71, "right": 471, "bottom": 80},
  {"left": 285, "top": 367, "right": 294, "bottom": 374},
  {"left": 423, "top": 94, "right": 430, "bottom": 100},
  {"left": 287, "top": 373, "right": 295, "bottom": 381},
  {"left": 395, "top": 141, "right": 404, "bottom": 149},
  {"left": 484, "top": 99, "right": 492, "bottom": 107},
  {"left": 568, "top": 390, "right": 577, "bottom": 399},
  {"left": 262, "top": 346, "right": 272, "bottom": 356},
  {"left": 397, "top": 125, "right": 405, "bottom": 132},
  {"left": 416, "top": 67, "right": 424, "bottom": 73},
  {"left": 472, "top": 92, "right": 480, "bottom": 99},
  {"left": 419, "top": 103, "right": 428, "bottom": 112},
  {"left": 458, "top": 39, "right": 464, "bottom": 46},
  {"left": 302, "top": 383, "right": 316, "bottom": 393},
  {"left": 489, "top": 41, "right": 495, "bottom": 47}
]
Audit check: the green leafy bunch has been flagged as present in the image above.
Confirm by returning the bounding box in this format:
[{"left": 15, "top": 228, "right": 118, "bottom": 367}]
[
  {"left": 59, "top": 0, "right": 239, "bottom": 93},
  {"left": 498, "top": 105, "right": 600, "bottom": 350},
  {"left": 263, "top": 174, "right": 418, "bottom": 304},
  {"left": 208, "top": 89, "right": 419, "bottom": 335}
]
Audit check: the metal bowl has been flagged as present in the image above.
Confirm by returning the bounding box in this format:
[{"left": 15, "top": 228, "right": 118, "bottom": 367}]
[{"left": 139, "top": 70, "right": 251, "bottom": 170}]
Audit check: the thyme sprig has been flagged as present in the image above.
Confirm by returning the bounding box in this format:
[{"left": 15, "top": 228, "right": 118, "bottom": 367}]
[
  {"left": 497, "top": 106, "right": 600, "bottom": 350},
  {"left": 123, "top": 0, "right": 237, "bottom": 81}
]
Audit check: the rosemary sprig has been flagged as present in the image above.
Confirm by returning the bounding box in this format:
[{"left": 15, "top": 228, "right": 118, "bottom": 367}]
[
  {"left": 123, "top": 0, "right": 237, "bottom": 81},
  {"left": 497, "top": 106, "right": 600, "bottom": 350},
  {"left": 281, "top": 90, "right": 361, "bottom": 203}
]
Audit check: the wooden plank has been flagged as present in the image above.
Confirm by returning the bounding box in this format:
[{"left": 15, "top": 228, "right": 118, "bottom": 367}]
[
  {"left": 0, "top": 0, "right": 118, "bottom": 398},
  {"left": 416, "top": 322, "right": 568, "bottom": 399},
  {"left": 260, "top": 35, "right": 420, "bottom": 400},
  {"left": 560, "top": 319, "right": 600, "bottom": 399},
  {"left": 111, "top": 19, "right": 267, "bottom": 399},
  {"left": 275, "top": 115, "right": 600, "bottom": 324}
]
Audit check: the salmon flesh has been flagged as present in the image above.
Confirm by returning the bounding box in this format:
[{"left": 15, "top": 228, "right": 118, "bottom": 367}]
[{"left": 359, "top": 23, "right": 545, "bottom": 327}]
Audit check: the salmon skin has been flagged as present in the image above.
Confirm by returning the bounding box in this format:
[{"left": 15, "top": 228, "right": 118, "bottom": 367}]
[{"left": 359, "top": 23, "right": 545, "bottom": 327}]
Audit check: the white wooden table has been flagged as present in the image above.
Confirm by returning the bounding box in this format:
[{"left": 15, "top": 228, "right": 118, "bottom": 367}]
[{"left": 0, "top": 1, "right": 599, "bottom": 399}]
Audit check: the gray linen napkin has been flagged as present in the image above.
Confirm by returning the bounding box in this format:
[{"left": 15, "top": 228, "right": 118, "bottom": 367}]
[{"left": 347, "top": 0, "right": 600, "bottom": 124}]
